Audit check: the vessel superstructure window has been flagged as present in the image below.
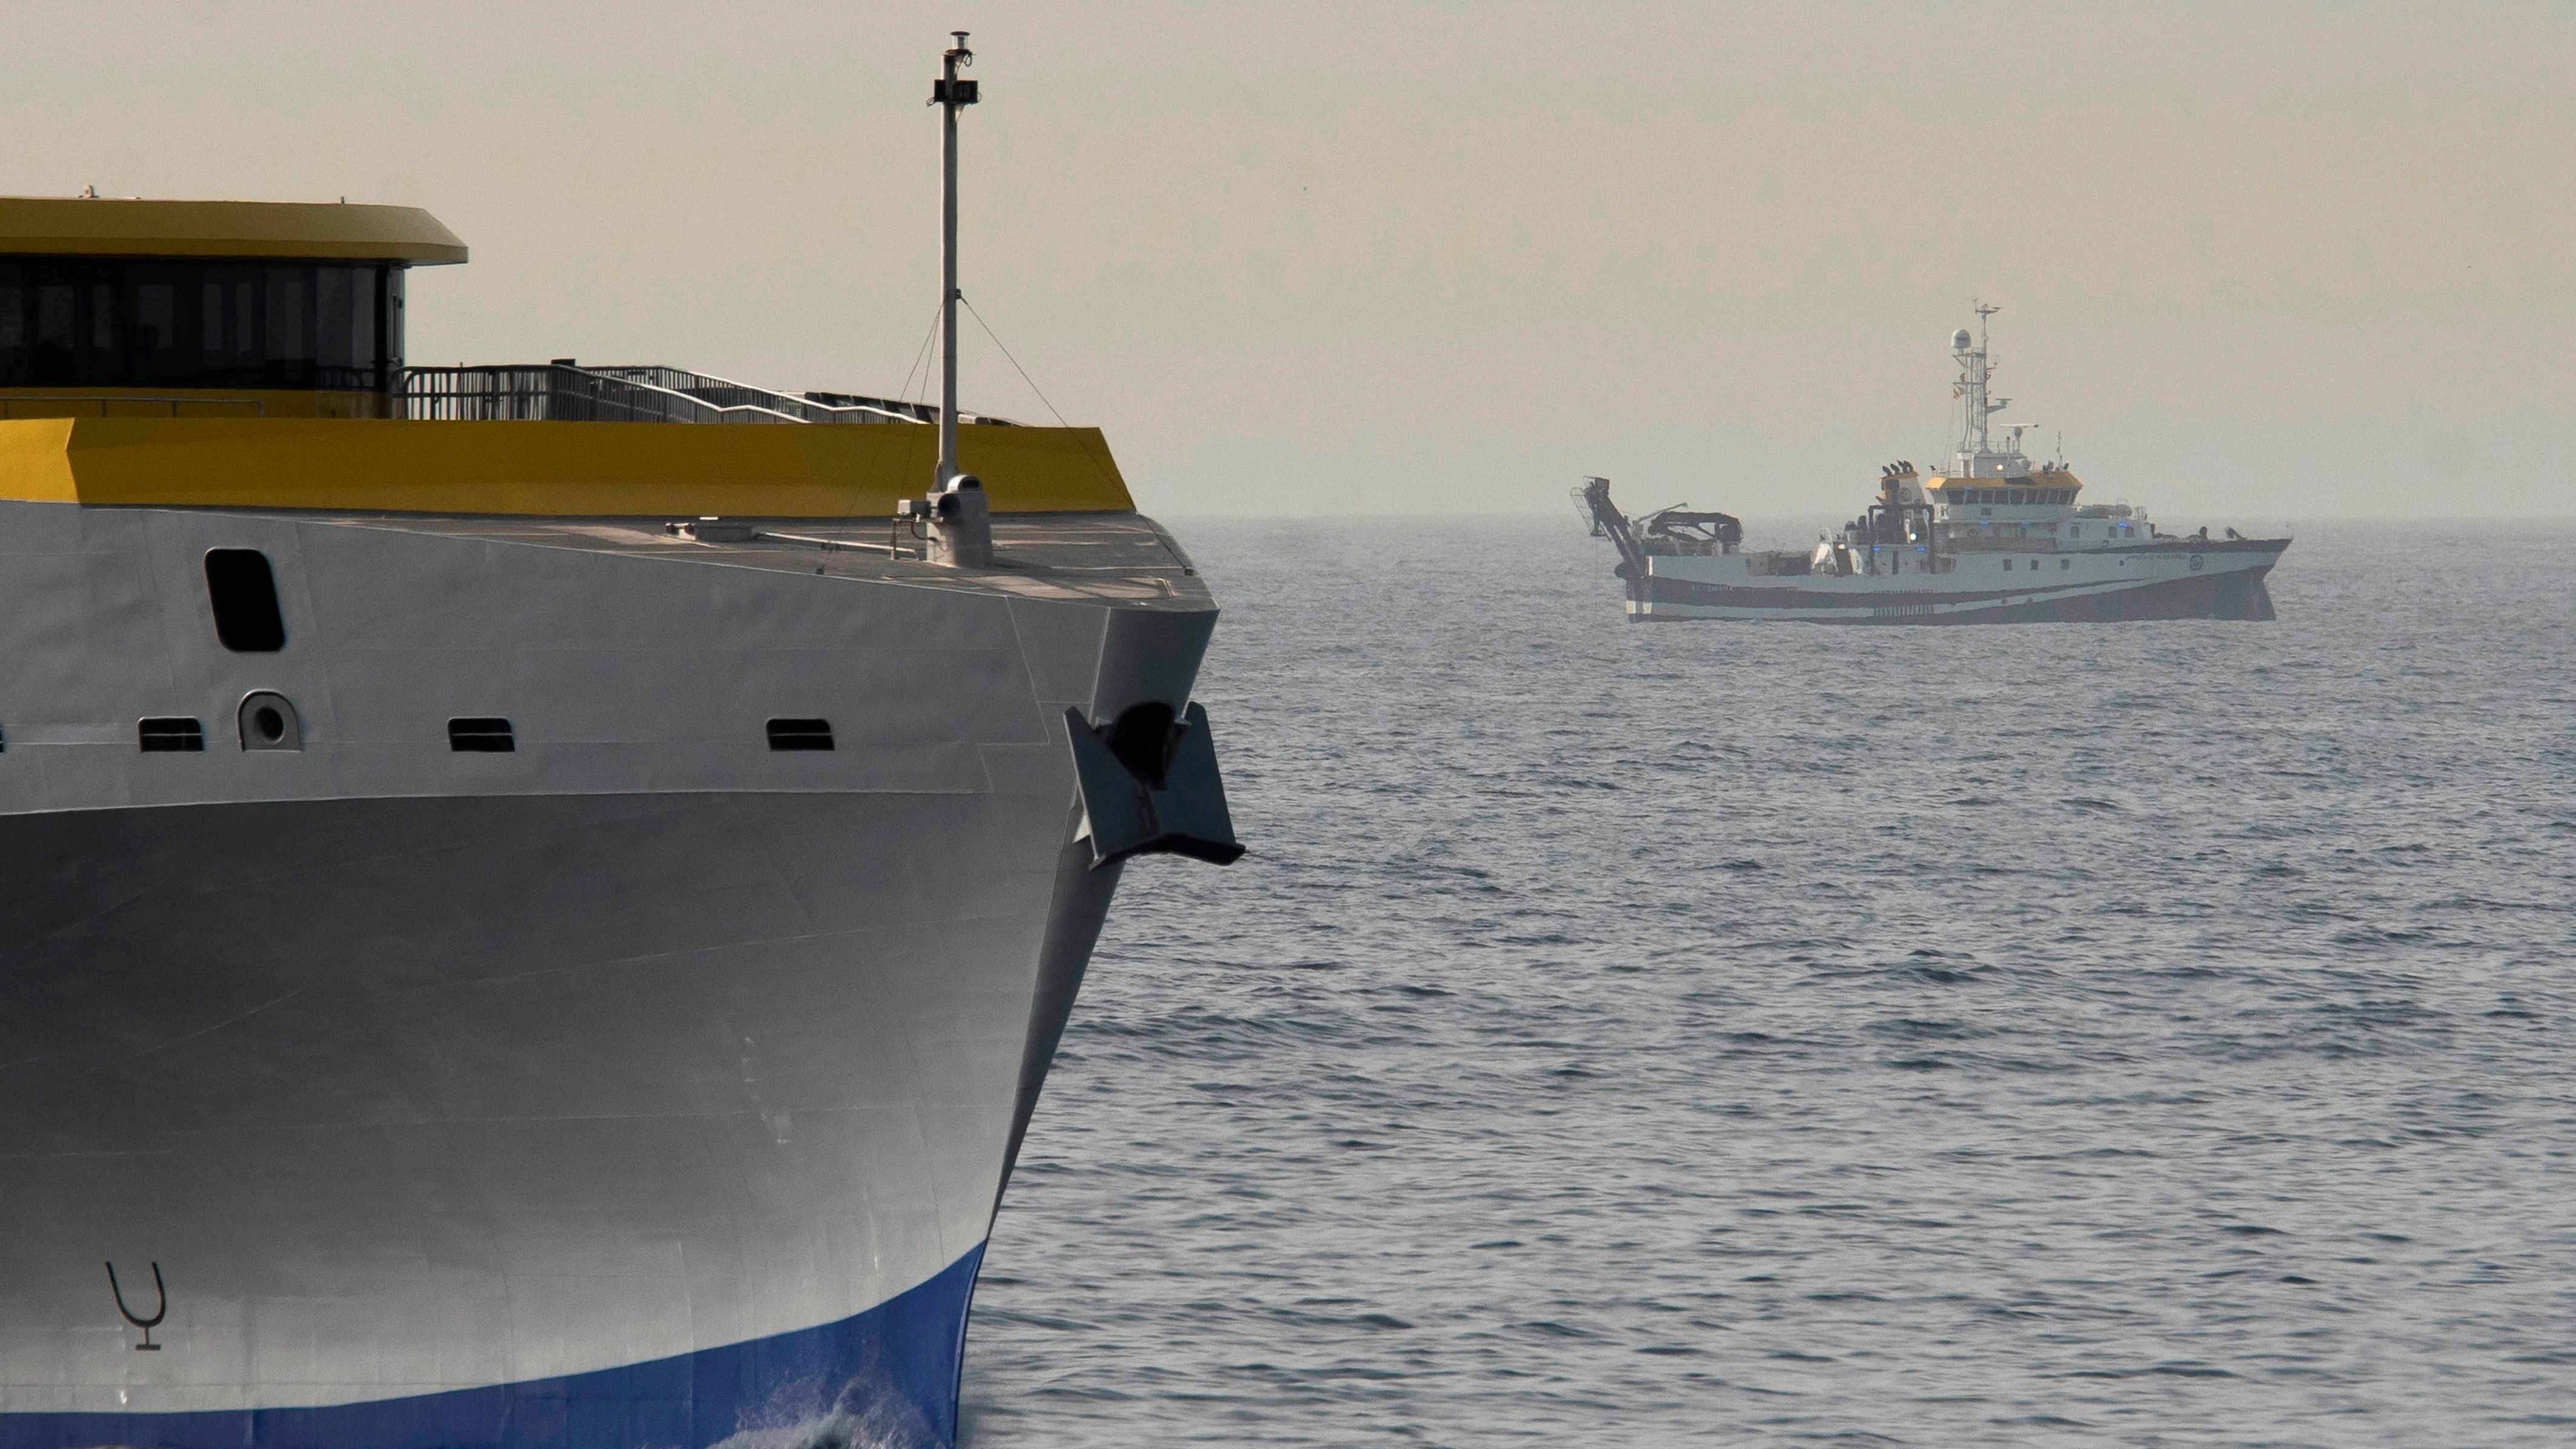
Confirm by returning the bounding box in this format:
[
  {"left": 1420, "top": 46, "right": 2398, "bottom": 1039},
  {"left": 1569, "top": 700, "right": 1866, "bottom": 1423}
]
[
  {"left": 204, "top": 549, "right": 286, "bottom": 651},
  {"left": 139, "top": 717, "right": 204, "bottom": 752},
  {"left": 0, "top": 257, "right": 394, "bottom": 390},
  {"left": 768, "top": 718, "right": 835, "bottom": 751},
  {"left": 448, "top": 717, "right": 516, "bottom": 752}
]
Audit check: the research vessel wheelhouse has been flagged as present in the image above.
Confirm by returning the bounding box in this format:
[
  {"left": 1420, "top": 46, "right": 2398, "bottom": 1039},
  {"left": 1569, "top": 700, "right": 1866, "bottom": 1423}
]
[{"left": 1579, "top": 308, "right": 2290, "bottom": 623}]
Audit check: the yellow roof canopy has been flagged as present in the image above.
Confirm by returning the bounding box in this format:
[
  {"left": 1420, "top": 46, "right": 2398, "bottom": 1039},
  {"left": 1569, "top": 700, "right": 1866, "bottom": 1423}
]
[
  {"left": 0, "top": 197, "right": 465, "bottom": 265},
  {"left": 1933, "top": 472, "right": 2083, "bottom": 491}
]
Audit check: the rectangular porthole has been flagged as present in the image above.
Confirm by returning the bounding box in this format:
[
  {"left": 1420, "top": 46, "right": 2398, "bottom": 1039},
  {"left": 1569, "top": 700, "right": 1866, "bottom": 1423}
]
[
  {"left": 767, "top": 718, "right": 835, "bottom": 751},
  {"left": 447, "top": 717, "right": 516, "bottom": 752},
  {"left": 139, "top": 717, "right": 205, "bottom": 752},
  {"left": 204, "top": 549, "right": 287, "bottom": 652}
]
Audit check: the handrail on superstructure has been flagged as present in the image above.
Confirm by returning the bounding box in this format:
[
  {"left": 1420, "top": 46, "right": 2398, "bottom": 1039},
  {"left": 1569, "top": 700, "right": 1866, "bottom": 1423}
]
[
  {"left": 402, "top": 365, "right": 803, "bottom": 425},
  {"left": 398, "top": 362, "right": 1020, "bottom": 427},
  {"left": 579, "top": 366, "right": 932, "bottom": 425},
  {"left": 0, "top": 396, "right": 267, "bottom": 419}
]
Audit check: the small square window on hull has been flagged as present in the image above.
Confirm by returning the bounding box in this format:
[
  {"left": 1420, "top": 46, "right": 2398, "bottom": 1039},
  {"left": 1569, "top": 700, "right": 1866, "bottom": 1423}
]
[
  {"left": 139, "top": 717, "right": 205, "bottom": 752},
  {"left": 768, "top": 718, "right": 835, "bottom": 751},
  {"left": 448, "top": 717, "right": 516, "bottom": 752}
]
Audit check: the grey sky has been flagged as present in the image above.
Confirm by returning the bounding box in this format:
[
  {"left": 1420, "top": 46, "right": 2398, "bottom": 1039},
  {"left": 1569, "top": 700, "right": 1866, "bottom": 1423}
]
[{"left": 5, "top": 1, "right": 2568, "bottom": 519}]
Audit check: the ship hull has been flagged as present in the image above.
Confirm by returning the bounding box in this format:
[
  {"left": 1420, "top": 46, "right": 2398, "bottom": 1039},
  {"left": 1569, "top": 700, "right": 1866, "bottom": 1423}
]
[
  {"left": 1627, "top": 540, "right": 2286, "bottom": 623},
  {"left": 1, "top": 1251, "right": 981, "bottom": 1449},
  {"left": 0, "top": 791, "right": 1100, "bottom": 1449},
  {"left": 0, "top": 501, "right": 1217, "bottom": 1449}
]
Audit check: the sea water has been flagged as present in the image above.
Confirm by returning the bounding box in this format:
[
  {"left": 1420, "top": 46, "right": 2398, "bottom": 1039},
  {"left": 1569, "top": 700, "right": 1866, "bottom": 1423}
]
[{"left": 962, "top": 518, "right": 2576, "bottom": 1447}]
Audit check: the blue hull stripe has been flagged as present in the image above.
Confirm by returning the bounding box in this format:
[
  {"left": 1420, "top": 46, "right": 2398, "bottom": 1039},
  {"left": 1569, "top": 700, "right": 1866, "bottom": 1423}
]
[{"left": 2, "top": 1246, "right": 983, "bottom": 1449}]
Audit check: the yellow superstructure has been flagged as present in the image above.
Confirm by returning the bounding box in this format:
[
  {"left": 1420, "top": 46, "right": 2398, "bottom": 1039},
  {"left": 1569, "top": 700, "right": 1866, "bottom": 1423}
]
[
  {"left": 0, "top": 198, "right": 1138, "bottom": 517},
  {"left": 0, "top": 197, "right": 466, "bottom": 264},
  {"left": 0, "top": 415, "right": 1133, "bottom": 517}
]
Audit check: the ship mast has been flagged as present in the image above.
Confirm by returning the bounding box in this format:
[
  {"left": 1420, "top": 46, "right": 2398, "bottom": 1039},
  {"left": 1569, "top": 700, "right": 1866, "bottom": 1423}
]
[
  {"left": 935, "top": 30, "right": 976, "bottom": 487},
  {"left": 905, "top": 30, "right": 993, "bottom": 568},
  {"left": 1951, "top": 300, "right": 2011, "bottom": 476}
]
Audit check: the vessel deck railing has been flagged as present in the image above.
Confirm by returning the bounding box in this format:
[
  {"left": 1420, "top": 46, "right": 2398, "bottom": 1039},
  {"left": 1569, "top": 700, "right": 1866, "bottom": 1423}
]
[
  {"left": 403, "top": 365, "right": 805, "bottom": 424},
  {"left": 0, "top": 395, "right": 267, "bottom": 419},
  {"left": 579, "top": 366, "right": 935, "bottom": 425},
  {"left": 400, "top": 363, "right": 1015, "bottom": 426}
]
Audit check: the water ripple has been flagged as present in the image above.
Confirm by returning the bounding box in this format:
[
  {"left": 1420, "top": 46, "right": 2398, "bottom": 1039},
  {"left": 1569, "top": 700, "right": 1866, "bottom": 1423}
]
[{"left": 963, "top": 519, "right": 2576, "bottom": 1447}]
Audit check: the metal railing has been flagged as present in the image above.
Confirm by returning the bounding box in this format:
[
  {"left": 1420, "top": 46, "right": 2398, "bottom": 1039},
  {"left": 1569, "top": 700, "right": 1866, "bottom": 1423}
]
[
  {"left": 400, "top": 362, "right": 1018, "bottom": 426},
  {"left": 584, "top": 368, "right": 941, "bottom": 425},
  {"left": 0, "top": 396, "right": 267, "bottom": 419},
  {"left": 401, "top": 365, "right": 806, "bottom": 424}
]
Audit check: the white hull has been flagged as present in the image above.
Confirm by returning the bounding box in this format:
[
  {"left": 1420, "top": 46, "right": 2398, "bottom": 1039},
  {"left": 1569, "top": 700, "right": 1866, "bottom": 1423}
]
[
  {"left": 1629, "top": 540, "right": 2285, "bottom": 623},
  {"left": 0, "top": 502, "right": 1214, "bottom": 1447}
]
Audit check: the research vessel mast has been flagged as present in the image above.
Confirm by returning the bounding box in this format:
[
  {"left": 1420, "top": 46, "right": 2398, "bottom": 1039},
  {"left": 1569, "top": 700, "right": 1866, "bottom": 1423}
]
[{"left": 1951, "top": 301, "right": 2037, "bottom": 479}]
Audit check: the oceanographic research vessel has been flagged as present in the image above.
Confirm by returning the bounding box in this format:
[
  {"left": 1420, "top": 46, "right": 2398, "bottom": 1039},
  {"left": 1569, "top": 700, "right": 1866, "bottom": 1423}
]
[
  {"left": 0, "top": 36, "right": 1238, "bottom": 1449},
  {"left": 1578, "top": 307, "right": 2291, "bottom": 623}
]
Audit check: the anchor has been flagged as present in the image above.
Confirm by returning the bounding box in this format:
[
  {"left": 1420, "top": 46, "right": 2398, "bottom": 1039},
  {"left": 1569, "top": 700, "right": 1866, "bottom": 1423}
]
[
  {"left": 1064, "top": 701, "right": 1243, "bottom": 868},
  {"left": 105, "top": 1261, "right": 167, "bottom": 1351}
]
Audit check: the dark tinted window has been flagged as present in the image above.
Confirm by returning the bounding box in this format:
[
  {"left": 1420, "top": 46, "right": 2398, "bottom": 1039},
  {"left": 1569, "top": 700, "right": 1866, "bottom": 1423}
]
[
  {"left": 767, "top": 718, "right": 835, "bottom": 751},
  {"left": 448, "top": 718, "right": 515, "bottom": 753},
  {"left": 139, "top": 717, "right": 205, "bottom": 752},
  {"left": 204, "top": 549, "right": 285, "bottom": 651},
  {"left": 0, "top": 257, "right": 393, "bottom": 390}
]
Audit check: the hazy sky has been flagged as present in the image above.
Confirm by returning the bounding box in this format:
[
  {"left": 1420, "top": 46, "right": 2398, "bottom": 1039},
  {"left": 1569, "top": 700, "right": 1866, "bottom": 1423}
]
[{"left": 5, "top": 1, "right": 2570, "bottom": 520}]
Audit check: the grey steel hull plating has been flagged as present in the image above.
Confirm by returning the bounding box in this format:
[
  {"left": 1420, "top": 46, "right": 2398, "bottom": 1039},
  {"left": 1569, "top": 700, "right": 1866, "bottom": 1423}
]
[{"left": 0, "top": 502, "right": 1215, "bottom": 1447}]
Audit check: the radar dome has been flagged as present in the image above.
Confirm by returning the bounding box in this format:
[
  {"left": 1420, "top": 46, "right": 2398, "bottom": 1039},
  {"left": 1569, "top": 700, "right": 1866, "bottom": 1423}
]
[{"left": 1951, "top": 328, "right": 1974, "bottom": 351}]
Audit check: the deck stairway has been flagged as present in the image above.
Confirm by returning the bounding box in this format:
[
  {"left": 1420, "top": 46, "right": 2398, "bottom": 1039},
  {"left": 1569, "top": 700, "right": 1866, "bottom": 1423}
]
[{"left": 402, "top": 362, "right": 1016, "bottom": 426}]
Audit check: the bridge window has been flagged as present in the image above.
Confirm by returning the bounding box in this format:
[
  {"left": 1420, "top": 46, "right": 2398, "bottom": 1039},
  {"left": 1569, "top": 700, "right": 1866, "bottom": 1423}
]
[{"left": 0, "top": 257, "right": 394, "bottom": 391}]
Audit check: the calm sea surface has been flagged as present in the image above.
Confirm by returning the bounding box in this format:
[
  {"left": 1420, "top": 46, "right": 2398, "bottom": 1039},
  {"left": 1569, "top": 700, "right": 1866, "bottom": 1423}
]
[{"left": 960, "top": 518, "right": 2576, "bottom": 1447}]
